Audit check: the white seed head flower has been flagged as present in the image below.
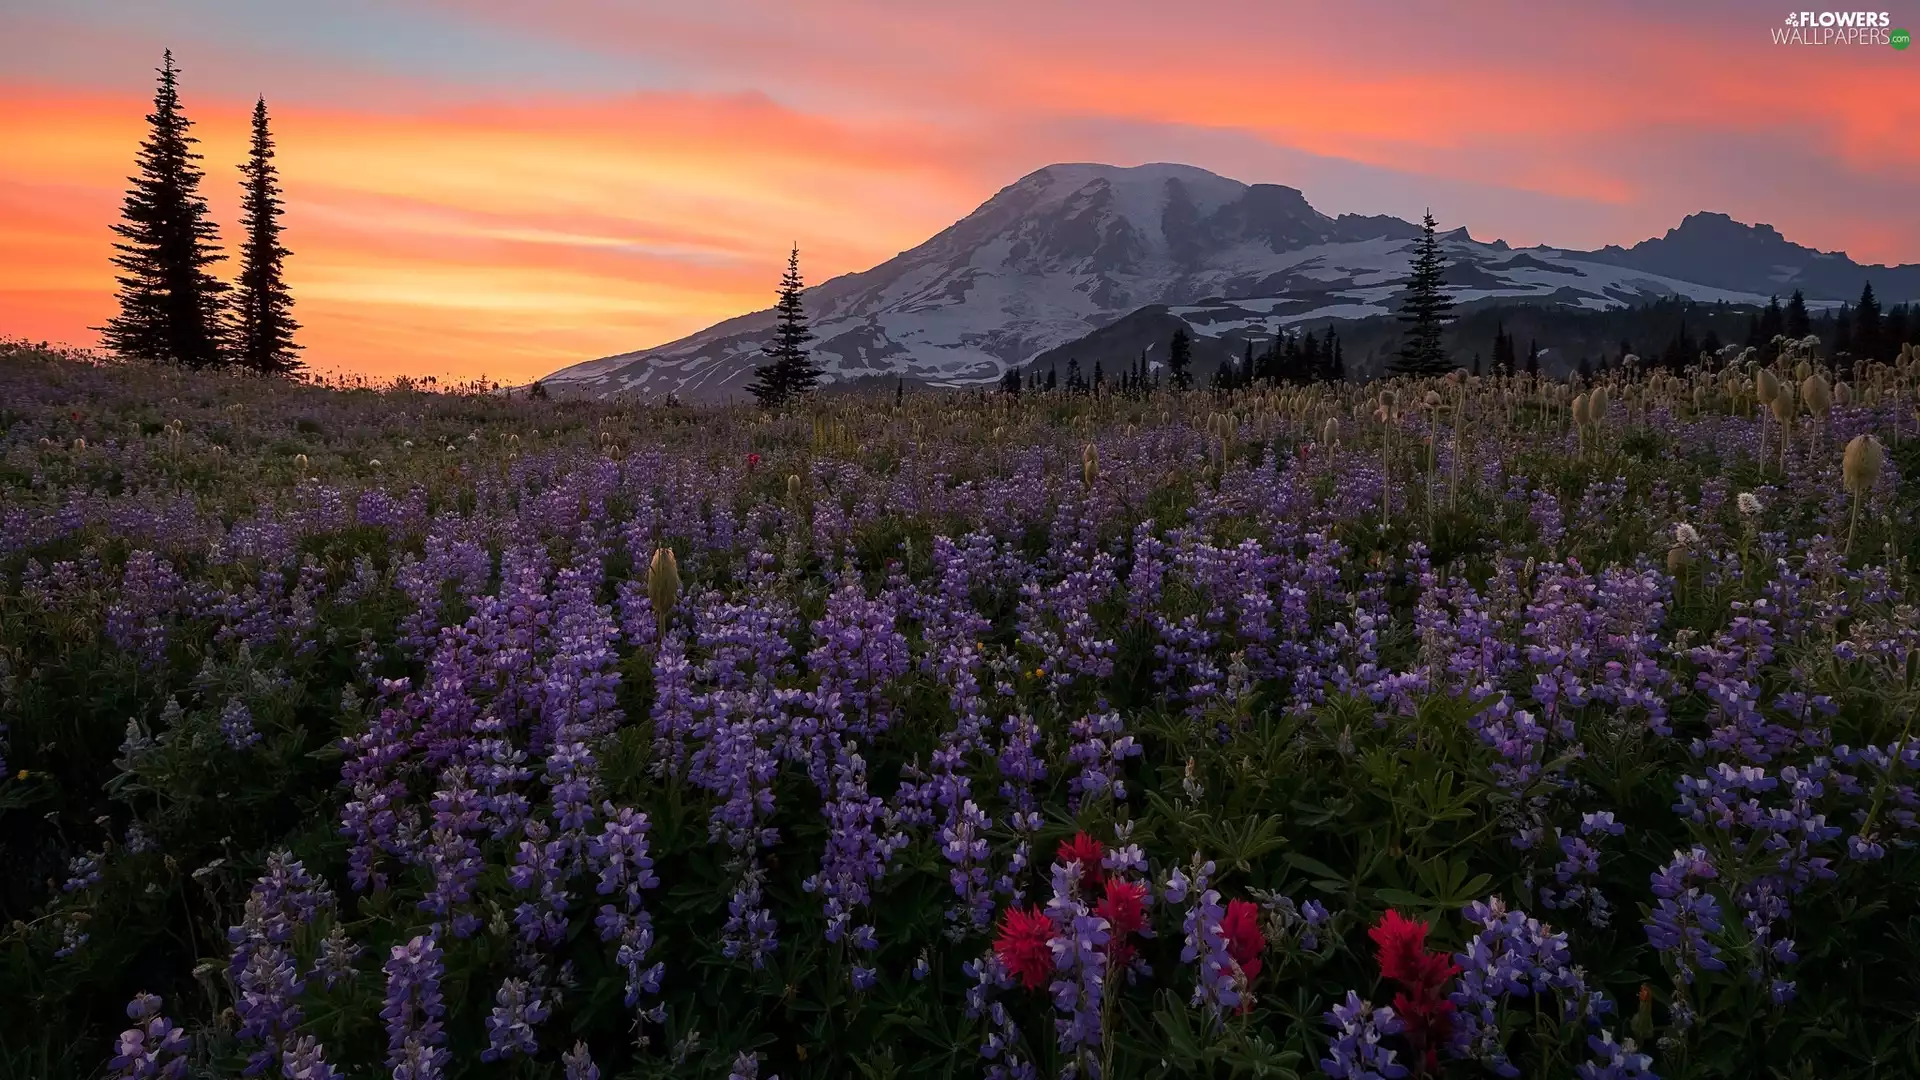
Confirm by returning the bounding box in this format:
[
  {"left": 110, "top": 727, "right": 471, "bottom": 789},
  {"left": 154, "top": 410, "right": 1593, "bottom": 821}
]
[
  {"left": 1737, "top": 492, "right": 1763, "bottom": 516},
  {"left": 1674, "top": 523, "right": 1701, "bottom": 545}
]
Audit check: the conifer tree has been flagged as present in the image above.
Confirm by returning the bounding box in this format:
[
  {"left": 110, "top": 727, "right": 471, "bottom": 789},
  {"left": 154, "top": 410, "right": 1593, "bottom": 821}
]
[
  {"left": 747, "top": 245, "right": 819, "bottom": 408},
  {"left": 233, "top": 96, "right": 301, "bottom": 374},
  {"left": 1390, "top": 209, "right": 1453, "bottom": 376},
  {"left": 1525, "top": 340, "right": 1540, "bottom": 378},
  {"left": 1759, "top": 295, "right": 1785, "bottom": 343},
  {"left": 1329, "top": 333, "right": 1345, "bottom": 382},
  {"left": 1167, "top": 327, "right": 1193, "bottom": 390},
  {"left": 1854, "top": 281, "right": 1881, "bottom": 362},
  {"left": 1000, "top": 368, "right": 1022, "bottom": 395},
  {"left": 1883, "top": 303, "right": 1908, "bottom": 354},
  {"left": 100, "top": 50, "right": 229, "bottom": 367},
  {"left": 1784, "top": 289, "right": 1811, "bottom": 338}
]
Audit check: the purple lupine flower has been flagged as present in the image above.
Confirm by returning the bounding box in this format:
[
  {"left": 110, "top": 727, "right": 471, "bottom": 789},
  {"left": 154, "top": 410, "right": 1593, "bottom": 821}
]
[
  {"left": 587, "top": 803, "right": 664, "bottom": 1016},
  {"left": 1320, "top": 990, "right": 1407, "bottom": 1079},
  {"left": 965, "top": 952, "right": 1038, "bottom": 1080},
  {"left": 314, "top": 924, "right": 360, "bottom": 989},
  {"left": 940, "top": 798, "right": 997, "bottom": 931},
  {"left": 1644, "top": 847, "right": 1727, "bottom": 984},
  {"left": 1448, "top": 898, "right": 1619, "bottom": 1076},
  {"left": 1574, "top": 1031, "right": 1658, "bottom": 1080},
  {"left": 1065, "top": 709, "right": 1142, "bottom": 809},
  {"left": 221, "top": 698, "right": 261, "bottom": 750},
  {"left": 562, "top": 1042, "right": 601, "bottom": 1080},
  {"left": 226, "top": 852, "right": 333, "bottom": 1072},
  {"left": 727, "top": 1050, "right": 777, "bottom": 1080},
  {"left": 1172, "top": 858, "right": 1240, "bottom": 1017},
  {"left": 722, "top": 866, "right": 779, "bottom": 969},
  {"left": 380, "top": 934, "right": 449, "bottom": 1080},
  {"left": 280, "top": 1036, "right": 342, "bottom": 1080},
  {"left": 1043, "top": 859, "right": 1108, "bottom": 1065},
  {"left": 233, "top": 944, "right": 305, "bottom": 1075},
  {"left": 106, "top": 993, "right": 190, "bottom": 1080},
  {"left": 62, "top": 852, "right": 103, "bottom": 892},
  {"left": 481, "top": 977, "right": 550, "bottom": 1061}
]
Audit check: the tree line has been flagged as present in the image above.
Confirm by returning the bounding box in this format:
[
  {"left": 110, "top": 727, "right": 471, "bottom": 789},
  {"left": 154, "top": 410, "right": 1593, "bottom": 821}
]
[{"left": 101, "top": 51, "right": 300, "bottom": 375}]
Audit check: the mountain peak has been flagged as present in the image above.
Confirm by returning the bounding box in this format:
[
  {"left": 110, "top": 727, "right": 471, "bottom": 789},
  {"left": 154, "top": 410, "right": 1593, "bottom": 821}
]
[
  {"left": 540, "top": 161, "right": 1920, "bottom": 402},
  {"left": 1664, "top": 211, "right": 1788, "bottom": 246}
]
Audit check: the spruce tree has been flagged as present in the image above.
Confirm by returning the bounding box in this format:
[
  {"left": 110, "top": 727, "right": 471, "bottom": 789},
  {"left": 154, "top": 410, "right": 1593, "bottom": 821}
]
[
  {"left": 1784, "top": 289, "right": 1811, "bottom": 338},
  {"left": 1759, "top": 295, "right": 1785, "bottom": 343},
  {"left": 747, "top": 245, "right": 819, "bottom": 408},
  {"left": 1883, "top": 304, "right": 1908, "bottom": 354},
  {"left": 1390, "top": 210, "right": 1453, "bottom": 376},
  {"left": 1167, "top": 327, "right": 1193, "bottom": 390},
  {"left": 100, "top": 50, "right": 229, "bottom": 367},
  {"left": 233, "top": 96, "right": 301, "bottom": 374},
  {"left": 1525, "top": 340, "right": 1540, "bottom": 378},
  {"left": 1855, "top": 281, "right": 1881, "bottom": 361}
]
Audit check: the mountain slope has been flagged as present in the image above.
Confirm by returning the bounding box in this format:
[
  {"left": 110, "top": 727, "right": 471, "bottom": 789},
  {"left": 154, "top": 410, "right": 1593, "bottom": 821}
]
[{"left": 540, "top": 163, "right": 1919, "bottom": 401}]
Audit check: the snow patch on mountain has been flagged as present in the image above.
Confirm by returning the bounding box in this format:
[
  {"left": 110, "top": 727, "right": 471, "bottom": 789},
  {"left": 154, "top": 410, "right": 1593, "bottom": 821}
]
[{"left": 539, "top": 163, "right": 1905, "bottom": 402}]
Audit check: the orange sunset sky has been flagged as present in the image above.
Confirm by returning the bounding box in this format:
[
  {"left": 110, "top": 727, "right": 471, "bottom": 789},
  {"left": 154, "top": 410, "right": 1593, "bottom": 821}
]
[{"left": 2, "top": 1, "right": 1917, "bottom": 385}]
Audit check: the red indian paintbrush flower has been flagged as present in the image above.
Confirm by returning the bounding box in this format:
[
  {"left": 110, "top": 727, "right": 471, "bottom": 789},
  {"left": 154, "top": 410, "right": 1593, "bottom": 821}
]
[
  {"left": 1220, "top": 899, "right": 1266, "bottom": 981},
  {"left": 1056, "top": 832, "right": 1106, "bottom": 891},
  {"left": 1096, "top": 879, "right": 1148, "bottom": 967},
  {"left": 1367, "top": 909, "right": 1460, "bottom": 1076},
  {"left": 993, "top": 906, "right": 1055, "bottom": 990}
]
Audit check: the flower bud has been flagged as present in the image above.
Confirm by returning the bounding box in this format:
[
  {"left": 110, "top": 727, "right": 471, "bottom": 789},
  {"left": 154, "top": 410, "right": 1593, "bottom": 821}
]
[
  {"left": 1769, "top": 383, "right": 1796, "bottom": 424},
  {"left": 1589, "top": 385, "right": 1610, "bottom": 425},
  {"left": 1754, "top": 368, "right": 1780, "bottom": 405},
  {"left": 1321, "top": 417, "right": 1339, "bottom": 446},
  {"left": 648, "top": 547, "right": 680, "bottom": 633},
  {"left": 1571, "top": 392, "right": 1590, "bottom": 427},
  {"left": 1667, "top": 545, "right": 1691, "bottom": 574},
  {"left": 1800, "top": 374, "right": 1831, "bottom": 415},
  {"left": 294, "top": 453, "right": 309, "bottom": 473},
  {"left": 72, "top": 437, "right": 86, "bottom": 451},
  {"left": 1082, "top": 443, "right": 1098, "bottom": 488},
  {"left": 787, "top": 474, "right": 802, "bottom": 501},
  {"left": 1834, "top": 382, "right": 1853, "bottom": 407},
  {"left": 1842, "top": 434, "right": 1884, "bottom": 496}
]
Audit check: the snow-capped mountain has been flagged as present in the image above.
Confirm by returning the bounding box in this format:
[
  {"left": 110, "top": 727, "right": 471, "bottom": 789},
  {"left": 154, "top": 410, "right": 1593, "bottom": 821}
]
[{"left": 540, "top": 163, "right": 1918, "bottom": 401}]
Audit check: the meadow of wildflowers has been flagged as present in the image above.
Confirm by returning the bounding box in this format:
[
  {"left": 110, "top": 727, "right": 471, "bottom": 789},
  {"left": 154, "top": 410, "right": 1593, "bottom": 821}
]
[{"left": 2, "top": 336, "right": 1919, "bottom": 1079}]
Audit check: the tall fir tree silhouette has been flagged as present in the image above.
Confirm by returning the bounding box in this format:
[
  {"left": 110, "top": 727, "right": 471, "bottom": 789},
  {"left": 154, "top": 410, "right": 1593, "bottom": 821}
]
[
  {"left": 747, "top": 245, "right": 819, "bottom": 408},
  {"left": 233, "top": 96, "right": 301, "bottom": 374},
  {"left": 100, "top": 50, "right": 229, "bottom": 367},
  {"left": 1784, "top": 289, "right": 1811, "bottom": 339},
  {"left": 1166, "top": 326, "right": 1193, "bottom": 390},
  {"left": 1853, "top": 280, "right": 1881, "bottom": 362},
  {"left": 1390, "top": 210, "right": 1453, "bottom": 376}
]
